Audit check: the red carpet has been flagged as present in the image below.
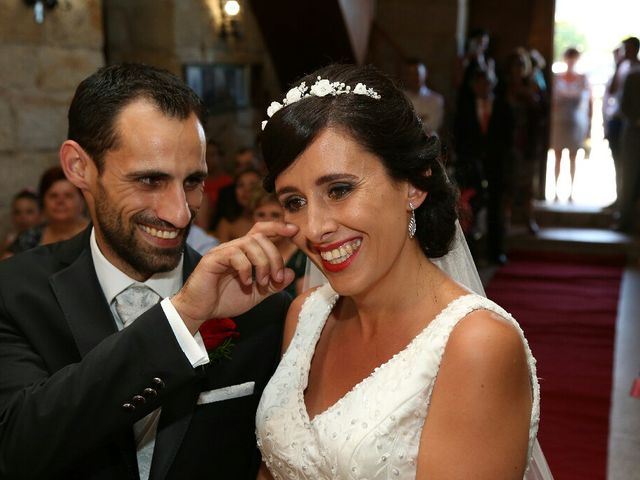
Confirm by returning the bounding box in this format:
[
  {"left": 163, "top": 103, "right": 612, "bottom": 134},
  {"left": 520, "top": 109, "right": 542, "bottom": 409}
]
[{"left": 486, "top": 251, "right": 624, "bottom": 480}]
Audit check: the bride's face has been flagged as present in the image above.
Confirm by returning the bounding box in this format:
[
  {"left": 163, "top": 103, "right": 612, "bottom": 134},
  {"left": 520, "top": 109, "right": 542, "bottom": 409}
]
[{"left": 274, "top": 127, "right": 414, "bottom": 296}]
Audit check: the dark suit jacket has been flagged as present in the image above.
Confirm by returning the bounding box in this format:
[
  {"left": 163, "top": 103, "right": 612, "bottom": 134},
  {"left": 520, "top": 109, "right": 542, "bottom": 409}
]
[
  {"left": 454, "top": 92, "right": 515, "bottom": 190},
  {"left": 0, "top": 227, "right": 289, "bottom": 479}
]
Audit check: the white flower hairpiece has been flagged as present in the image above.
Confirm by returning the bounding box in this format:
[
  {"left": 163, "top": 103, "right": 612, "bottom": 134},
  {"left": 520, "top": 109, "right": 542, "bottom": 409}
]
[{"left": 261, "top": 76, "right": 382, "bottom": 130}]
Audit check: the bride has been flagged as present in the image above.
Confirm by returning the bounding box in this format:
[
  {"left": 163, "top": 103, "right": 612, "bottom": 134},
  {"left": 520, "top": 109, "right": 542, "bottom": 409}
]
[{"left": 255, "top": 64, "right": 552, "bottom": 479}]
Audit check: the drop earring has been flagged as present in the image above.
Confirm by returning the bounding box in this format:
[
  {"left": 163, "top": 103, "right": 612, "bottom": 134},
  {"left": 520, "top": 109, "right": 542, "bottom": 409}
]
[{"left": 408, "top": 202, "right": 416, "bottom": 239}]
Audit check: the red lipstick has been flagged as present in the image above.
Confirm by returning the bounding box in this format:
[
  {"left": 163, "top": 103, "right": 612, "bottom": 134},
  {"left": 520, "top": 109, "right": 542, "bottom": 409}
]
[{"left": 315, "top": 238, "right": 362, "bottom": 273}]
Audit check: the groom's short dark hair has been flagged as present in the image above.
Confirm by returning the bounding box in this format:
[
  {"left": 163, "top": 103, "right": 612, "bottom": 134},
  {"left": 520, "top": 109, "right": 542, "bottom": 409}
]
[{"left": 67, "top": 63, "right": 205, "bottom": 173}]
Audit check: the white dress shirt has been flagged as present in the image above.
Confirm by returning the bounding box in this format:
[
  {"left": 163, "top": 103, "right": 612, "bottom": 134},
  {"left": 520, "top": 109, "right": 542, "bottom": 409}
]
[
  {"left": 90, "top": 228, "right": 209, "bottom": 366},
  {"left": 404, "top": 88, "right": 445, "bottom": 133},
  {"left": 186, "top": 224, "right": 220, "bottom": 255},
  {"left": 89, "top": 228, "right": 209, "bottom": 479}
]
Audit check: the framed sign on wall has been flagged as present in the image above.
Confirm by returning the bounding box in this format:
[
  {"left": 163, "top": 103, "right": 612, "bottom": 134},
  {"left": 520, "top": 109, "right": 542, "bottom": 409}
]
[{"left": 184, "top": 63, "right": 261, "bottom": 113}]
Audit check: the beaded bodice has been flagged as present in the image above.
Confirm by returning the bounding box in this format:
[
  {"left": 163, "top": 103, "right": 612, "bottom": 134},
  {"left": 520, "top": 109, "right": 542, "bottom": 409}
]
[{"left": 256, "top": 283, "right": 540, "bottom": 479}]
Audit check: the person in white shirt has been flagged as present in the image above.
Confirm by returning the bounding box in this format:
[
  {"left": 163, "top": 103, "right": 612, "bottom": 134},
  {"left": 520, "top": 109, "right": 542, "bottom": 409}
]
[
  {"left": 402, "top": 59, "right": 445, "bottom": 135},
  {"left": 186, "top": 223, "right": 219, "bottom": 254}
]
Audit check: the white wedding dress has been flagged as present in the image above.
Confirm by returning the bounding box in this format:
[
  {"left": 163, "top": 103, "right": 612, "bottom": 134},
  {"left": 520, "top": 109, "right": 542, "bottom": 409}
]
[{"left": 256, "top": 282, "right": 541, "bottom": 479}]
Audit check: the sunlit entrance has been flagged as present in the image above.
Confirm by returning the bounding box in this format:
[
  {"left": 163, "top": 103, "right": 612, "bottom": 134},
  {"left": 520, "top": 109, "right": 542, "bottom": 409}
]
[
  {"left": 544, "top": 86, "right": 616, "bottom": 206},
  {"left": 549, "top": 0, "right": 640, "bottom": 207}
]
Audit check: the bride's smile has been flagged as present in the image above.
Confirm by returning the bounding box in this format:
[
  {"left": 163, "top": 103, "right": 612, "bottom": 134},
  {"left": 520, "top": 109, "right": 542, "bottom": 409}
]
[
  {"left": 316, "top": 237, "right": 362, "bottom": 271},
  {"left": 275, "top": 127, "right": 425, "bottom": 297}
]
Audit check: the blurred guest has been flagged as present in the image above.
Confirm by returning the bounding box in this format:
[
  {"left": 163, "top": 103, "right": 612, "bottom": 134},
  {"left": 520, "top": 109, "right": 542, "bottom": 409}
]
[
  {"left": 251, "top": 186, "right": 307, "bottom": 297},
  {"left": 456, "top": 28, "right": 496, "bottom": 103},
  {"left": 212, "top": 167, "right": 262, "bottom": 242},
  {"left": 211, "top": 146, "right": 265, "bottom": 229},
  {"left": 234, "top": 146, "right": 263, "bottom": 174},
  {"left": 186, "top": 224, "right": 219, "bottom": 255},
  {"left": 402, "top": 58, "right": 445, "bottom": 135},
  {"left": 1, "top": 189, "right": 40, "bottom": 257},
  {"left": 606, "top": 37, "right": 640, "bottom": 210},
  {"left": 502, "top": 48, "right": 543, "bottom": 232},
  {"left": 529, "top": 49, "right": 549, "bottom": 94},
  {"left": 454, "top": 69, "right": 514, "bottom": 264},
  {"left": 194, "top": 138, "right": 232, "bottom": 230},
  {"left": 9, "top": 166, "right": 88, "bottom": 255},
  {"left": 603, "top": 45, "right": 626, "bottom": 207},
  {"left": 550, "top": 47, "right": 592, "bottom": 202},
  {"left": 617, "top": 42, "right": 640, "bottom": 232},
  {"left": 529, "top": 49, "right": 552, "bottom": 199},
  {"left": 610, "top": 37, "right": 640, "bottom": 94}
]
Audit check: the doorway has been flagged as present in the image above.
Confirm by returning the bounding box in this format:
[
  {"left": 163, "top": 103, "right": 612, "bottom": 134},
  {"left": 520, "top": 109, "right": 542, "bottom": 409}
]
[{"left": 549, "top": 0, "right": 640, "bottom": 207}]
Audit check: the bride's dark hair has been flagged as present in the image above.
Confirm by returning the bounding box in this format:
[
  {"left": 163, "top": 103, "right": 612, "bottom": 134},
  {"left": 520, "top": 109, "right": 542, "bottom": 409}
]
[{"left": 261, "top": 63, "right": 457, "bottom": 258}]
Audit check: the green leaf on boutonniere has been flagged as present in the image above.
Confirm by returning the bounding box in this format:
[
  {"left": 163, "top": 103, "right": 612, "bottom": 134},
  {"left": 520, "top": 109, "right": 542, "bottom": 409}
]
[{"left": 207, "top": 337, "right": 235, "bottom": 364}]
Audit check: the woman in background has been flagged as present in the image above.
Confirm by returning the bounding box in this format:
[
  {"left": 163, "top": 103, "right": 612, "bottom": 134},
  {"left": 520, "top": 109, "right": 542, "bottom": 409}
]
[
  {"left": 550, "top": 47, "right": 592, "bottom": 201},
  {"left": 212, "top": 167, "right": 262, "bottom": 242},
  {"left": 9, "top": 166, "right": 87, "bottom": 255},
  {"left": 503, "top": 48, "right": 543, "bottom": 234}
]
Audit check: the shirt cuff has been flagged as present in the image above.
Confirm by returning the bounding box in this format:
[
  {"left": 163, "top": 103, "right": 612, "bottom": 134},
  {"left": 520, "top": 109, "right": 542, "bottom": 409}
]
[{"left": 161, "top": 298, "right": 210, "bottom": 368}]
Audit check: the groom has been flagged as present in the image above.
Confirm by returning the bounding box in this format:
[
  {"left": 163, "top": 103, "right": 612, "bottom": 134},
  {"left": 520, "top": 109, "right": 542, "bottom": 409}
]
[{"left": 0, "top": 63, "right": 295, "bottom": 479}]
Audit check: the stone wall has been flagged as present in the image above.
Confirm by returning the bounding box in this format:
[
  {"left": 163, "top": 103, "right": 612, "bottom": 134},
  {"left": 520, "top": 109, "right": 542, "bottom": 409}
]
[
  {"left": 0, "top": 0, "right": 279, "bottom": 242},
  {"left": 104, "top": 0, "right": 280, "bottom": 172},
  {"left": 0, "top": 0, "right": 104, "bottom": 242}
]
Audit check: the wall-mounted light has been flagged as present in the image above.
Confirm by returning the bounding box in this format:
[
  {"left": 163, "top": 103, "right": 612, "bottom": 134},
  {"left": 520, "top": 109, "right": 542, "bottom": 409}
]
[
  {"left": 24, "top": 0, "right": 58, "bottom": 24},
  {"left": 223, "top": 1, "right": 240, "bottom": 16},
  {"left": 219, "top": 0, "right": 242, "bottom": 39}
]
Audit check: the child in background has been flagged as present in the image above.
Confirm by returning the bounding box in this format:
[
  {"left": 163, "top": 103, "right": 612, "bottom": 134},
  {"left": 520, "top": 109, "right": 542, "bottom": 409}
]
[{"left": 1, "top": 189, "right": 41, "bottom": 258}]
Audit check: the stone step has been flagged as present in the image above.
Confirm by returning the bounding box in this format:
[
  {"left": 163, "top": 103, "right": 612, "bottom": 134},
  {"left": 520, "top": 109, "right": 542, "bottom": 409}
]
[
  {"left": 529, "top": 201, "right": 616, "bottom": 230},
  {"left": 508, "top": 227, "right": 638, "bottom": 260}
]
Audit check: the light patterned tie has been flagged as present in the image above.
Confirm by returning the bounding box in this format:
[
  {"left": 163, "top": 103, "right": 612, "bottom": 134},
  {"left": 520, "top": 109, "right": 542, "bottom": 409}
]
[
  {"left": 113, "top": 284, "right": 161, "bottom": 480},
  {"left": 114, "top": 284, "right": 160, "bottom": 328}
]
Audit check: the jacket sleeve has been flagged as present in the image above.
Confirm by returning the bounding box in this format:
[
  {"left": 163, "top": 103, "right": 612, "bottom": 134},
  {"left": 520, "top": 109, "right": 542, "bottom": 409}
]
[{"left": 0, "top": 298, "right": 197, "bottom": 478}]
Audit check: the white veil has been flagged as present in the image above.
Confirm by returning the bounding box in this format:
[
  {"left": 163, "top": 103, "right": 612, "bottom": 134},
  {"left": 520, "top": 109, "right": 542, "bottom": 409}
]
[{"left": 302, "top": 221, "right": 553, "bottom": 479}]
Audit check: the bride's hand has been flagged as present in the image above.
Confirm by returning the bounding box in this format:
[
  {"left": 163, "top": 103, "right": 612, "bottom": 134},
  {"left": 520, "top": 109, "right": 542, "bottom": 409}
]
[{"left": 171, "top": 222, "right": 298, "bottom": 333}]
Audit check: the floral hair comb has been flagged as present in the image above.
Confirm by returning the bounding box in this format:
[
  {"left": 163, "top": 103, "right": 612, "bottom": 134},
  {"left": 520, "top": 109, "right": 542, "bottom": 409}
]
[{"left": 261, "top": 76, "right": 381, "bottom": 130}]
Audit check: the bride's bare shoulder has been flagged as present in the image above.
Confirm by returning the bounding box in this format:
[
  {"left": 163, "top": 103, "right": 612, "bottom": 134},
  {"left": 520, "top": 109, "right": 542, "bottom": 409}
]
[{"left": 444, "top": 307, "right": 528, "bottom": 378}]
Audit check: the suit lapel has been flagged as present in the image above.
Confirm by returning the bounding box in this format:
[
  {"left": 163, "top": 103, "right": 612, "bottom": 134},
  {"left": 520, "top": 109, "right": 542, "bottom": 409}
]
[
  {"left": 49, "top": 228, "right": 139, "bottom": 477},
  {"left": 149, "top": 246, "right": 202, "bottom": 480},
  {"left": 49, "top": 228, "right": 117, "bottom": 358}
]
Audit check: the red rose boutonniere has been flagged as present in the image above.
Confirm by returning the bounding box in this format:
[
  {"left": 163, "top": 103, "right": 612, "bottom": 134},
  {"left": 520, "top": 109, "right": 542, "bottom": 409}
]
[{"left": 199, "top": 317, "right": 240, "bottom": 364}]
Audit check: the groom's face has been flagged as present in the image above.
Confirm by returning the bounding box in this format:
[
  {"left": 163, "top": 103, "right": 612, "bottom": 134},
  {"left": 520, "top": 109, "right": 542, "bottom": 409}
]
[{"left": 88, "top": 99, "right": 207, "bottom": 280}]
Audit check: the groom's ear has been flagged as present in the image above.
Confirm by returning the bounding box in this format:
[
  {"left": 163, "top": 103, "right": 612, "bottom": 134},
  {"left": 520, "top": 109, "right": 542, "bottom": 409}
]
[{"left": 59, "top": 140, "right": 96, "bottom": 191}]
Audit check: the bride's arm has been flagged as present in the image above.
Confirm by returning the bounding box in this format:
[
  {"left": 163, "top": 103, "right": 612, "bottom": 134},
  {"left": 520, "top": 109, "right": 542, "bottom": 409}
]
[
  {"left": 416, "top": 310, "right": 532, "bottom": 479},
  {"left": 256, "top": 462, "right": 274, "bottom": 480}
]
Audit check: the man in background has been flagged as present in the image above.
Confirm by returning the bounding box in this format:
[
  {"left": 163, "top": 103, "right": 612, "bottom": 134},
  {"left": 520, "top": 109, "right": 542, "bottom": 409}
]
[
  {"left": 618, "top": 37, "right": 640, "bottom": 233},
  {"left": 402, "top": 58, "right": 445, "bottom": 135}
]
